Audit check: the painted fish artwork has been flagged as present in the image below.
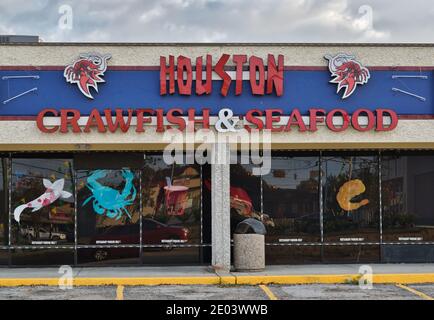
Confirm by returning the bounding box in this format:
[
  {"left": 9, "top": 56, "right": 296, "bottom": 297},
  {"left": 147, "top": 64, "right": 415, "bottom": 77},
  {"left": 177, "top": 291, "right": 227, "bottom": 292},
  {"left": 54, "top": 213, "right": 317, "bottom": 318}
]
[
  {"left": 13, "top": 178, "right": 73, "bottom": 223},
  {"left": 82, "top": 169, "right": 136, "bottom": 220}
]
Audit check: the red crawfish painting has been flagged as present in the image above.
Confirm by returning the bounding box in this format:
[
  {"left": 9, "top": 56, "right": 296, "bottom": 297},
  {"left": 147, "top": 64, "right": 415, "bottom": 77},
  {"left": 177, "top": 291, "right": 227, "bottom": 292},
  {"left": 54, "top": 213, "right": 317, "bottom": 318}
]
[
  {"left": 64, "top": 52, "right": 111, "bottom": 99},
  {"left": 324, "top": 53, "right": 370, "bottom": 99}
]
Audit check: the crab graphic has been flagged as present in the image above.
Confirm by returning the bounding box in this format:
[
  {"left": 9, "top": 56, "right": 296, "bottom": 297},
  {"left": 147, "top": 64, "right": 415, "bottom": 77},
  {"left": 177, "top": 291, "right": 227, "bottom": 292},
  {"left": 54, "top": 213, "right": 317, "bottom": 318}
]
[{"left": 82, "top": 169, "right": 136, "bottom": 220}]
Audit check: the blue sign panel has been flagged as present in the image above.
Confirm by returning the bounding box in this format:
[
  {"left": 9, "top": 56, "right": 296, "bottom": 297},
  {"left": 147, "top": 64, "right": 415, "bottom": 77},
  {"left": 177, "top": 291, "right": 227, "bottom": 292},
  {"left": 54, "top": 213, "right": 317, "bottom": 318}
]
[{"left": 0, "top": 69, "right": 432, "bottom": 116}]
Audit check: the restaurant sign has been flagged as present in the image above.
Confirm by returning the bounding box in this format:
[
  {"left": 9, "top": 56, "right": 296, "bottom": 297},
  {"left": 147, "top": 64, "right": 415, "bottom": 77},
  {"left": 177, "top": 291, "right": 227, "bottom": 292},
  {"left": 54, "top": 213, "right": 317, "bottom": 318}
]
[{"left": 2, "top": 50, "right": 430, "bottom": 132}]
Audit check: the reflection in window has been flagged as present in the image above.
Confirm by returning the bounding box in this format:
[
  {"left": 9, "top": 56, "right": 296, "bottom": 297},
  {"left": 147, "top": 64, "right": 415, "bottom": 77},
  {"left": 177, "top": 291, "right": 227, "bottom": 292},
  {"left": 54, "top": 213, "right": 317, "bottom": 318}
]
[
  {"left": 382, "top": 155, "right": 434, "bottom": 242},
  {"left": 77, "top": 169, "right": 140, "bottom": 245},
  {"left": 142, "top": 155, "right": 201, "bottom": 245},
  {"left": 265, "top": 245, "right": 321, "bottom": 265},
  {"left": 323, "top": 155, "right": 379, "bottom": 242},
  {"left": 77, "top": 248, "right": 140, "bottom": 266},
  {"left": 0, "top": 159, "right": 6, "bottom": 246},
  {"left": 322, "top": 245, "right": 380, "bottom": 263},
  {"left": 11, "top": 158, "right": 74, "bottom": 245},
  {"left": 142, "top": 247, "right": 202, "bottom": 265},
  {"left": 11, "top": 249, "right": 74, "bottom": 266},
  {"left": 229, "top": 164, "right": 262, "bottom": 236},
  {"left": 263, "top": 156, "right": 320, "bottom": 243}
]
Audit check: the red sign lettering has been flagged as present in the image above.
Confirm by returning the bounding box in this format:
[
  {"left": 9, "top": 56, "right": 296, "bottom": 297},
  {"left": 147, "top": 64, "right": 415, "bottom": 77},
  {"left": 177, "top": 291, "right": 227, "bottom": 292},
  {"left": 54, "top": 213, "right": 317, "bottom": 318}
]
[{"left": 160, "top": 54, "right": 284, "bottom": 97}]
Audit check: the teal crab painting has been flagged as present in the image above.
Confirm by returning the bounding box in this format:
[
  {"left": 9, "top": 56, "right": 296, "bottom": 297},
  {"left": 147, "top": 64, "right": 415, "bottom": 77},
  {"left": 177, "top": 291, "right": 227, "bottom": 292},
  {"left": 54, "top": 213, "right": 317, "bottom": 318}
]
[{"left": 82, "top": 169, "right": 137, "bottom": 220}]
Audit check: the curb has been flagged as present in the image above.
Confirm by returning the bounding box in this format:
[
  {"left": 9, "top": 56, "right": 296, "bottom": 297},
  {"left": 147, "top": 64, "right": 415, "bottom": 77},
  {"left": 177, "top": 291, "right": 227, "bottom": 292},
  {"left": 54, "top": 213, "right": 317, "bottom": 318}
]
[
  {"left": 0, "top": 276, "right": 220, "bottom": 287},
  {"left": 0, "top": 273, "right": 433, "bottom": 287},
  {"left": 234, "top": 273, "right": 434, "bottom": 285}
]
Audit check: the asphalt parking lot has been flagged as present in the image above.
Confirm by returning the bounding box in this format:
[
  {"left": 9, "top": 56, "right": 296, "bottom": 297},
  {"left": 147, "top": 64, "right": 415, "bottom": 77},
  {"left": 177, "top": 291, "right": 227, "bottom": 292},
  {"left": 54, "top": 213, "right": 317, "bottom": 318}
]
[{"left": 0, "top": 283, "right": 433, "bottom": 300}]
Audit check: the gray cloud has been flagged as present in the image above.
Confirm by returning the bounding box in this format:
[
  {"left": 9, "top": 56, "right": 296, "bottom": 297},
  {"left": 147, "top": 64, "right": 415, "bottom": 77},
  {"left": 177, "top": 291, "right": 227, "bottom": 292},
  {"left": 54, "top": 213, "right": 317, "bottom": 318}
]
[{"left": 0, "top": 0, "right": 432, "bottom": 42}]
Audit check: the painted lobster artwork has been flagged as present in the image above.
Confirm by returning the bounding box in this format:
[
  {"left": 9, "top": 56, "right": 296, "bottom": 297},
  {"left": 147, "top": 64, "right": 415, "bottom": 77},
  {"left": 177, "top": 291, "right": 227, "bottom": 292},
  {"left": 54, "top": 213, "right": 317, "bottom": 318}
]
[
  {"left": 82, "top": 169, "right": 136, "bottom": 220},
  {"left": 64, "top": 52, "right": 111, "bottom": 99},
  {"left": 13, "top": 178, "right": 72, "bottom": 223},
  {"left": 324, "top": 53, "right": 370, "bottom": 99}
]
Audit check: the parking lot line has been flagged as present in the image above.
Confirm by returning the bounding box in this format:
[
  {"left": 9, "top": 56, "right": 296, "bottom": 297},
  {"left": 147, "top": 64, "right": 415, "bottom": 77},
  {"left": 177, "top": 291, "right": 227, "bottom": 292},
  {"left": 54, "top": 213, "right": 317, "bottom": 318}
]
[
  {"left": 116, "top": 285, "right": 124, "bottom": 300},
  {"left": 259, "top": 285, "right": 278, "bottom": 300},
  {"left": 396, "top": 284, "right": 434, "bottom": 300}
]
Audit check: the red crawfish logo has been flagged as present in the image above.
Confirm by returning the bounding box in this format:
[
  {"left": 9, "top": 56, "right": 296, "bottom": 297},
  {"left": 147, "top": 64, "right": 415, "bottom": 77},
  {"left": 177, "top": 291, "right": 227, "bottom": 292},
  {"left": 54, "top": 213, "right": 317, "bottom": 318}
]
[
  {"left": 64, "top": 53, "right": 111, "bottom": 99},
  {"left": 324, "top": 53, "right": 370, "bottom": 99}
]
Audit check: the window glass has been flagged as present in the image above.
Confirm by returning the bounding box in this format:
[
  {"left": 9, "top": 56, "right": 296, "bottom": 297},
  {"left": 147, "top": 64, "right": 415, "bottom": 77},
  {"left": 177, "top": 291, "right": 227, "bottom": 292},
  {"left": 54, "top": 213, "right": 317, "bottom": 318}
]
[
  {"left": 265, "top": 245, "right": 321, "bottom": 265},
  {"left": 0, "top": 159, "right": 7, "bottom": 246},
  {"left": 77, "top": 248, "right": 140, "bottom": 266},
  {"left": 142, "top": 247, "right": 202, "bottom": 265},
  {"left": 201, "top": 164, "right": 212, "bottom": 248},
  {"left": 263, "top": 155, "right": 320, "bottom": 243},
  {"left": 382, "top": 155, "right": 434, "bottom": 242},
  {"left": 0, "top": 249, "right": 8, "bottom": 265},
  {"left": 142, "top": 155, "right": 201, "bottom": 245},
  {"left": 229, "top": 164, "right": 262, "bottom": 236},
  {"left": 11, "top": 249, "right": 74, "bottom": 266},
  {"left": 382, "top": 245, "right": 434, "bottom": 263},
  {"left": 322, "top": 245, "right": 380, "bottom": 263},
  {"left": 323, "top": 154, "right": 380, "bottom": 242},
  {"left": 77, "top": 169, "right": 140, "bottom": 245},
  {"left": 11, "top": 158, "right": 74, "bottom": 245}
]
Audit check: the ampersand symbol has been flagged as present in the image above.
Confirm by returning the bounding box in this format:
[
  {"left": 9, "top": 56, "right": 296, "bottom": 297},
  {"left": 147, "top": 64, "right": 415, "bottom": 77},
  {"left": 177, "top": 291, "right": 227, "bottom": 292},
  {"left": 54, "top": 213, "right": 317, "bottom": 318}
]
[{"left": 215, "top": 108, "right": 239, "bottom": 132}]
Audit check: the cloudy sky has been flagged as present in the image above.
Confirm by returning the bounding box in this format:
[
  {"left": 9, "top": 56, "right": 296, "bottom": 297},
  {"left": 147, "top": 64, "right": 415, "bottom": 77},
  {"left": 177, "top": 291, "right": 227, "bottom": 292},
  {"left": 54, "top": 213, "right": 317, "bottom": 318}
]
[{"left": 0, "top": 0, "right": 433, "bottom": 43}]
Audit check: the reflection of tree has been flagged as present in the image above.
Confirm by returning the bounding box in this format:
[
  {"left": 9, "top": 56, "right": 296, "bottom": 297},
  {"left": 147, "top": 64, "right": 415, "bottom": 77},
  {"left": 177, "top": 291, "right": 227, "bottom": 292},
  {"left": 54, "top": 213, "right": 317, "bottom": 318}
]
[
  {"left": 382, "top": 177, "right": 415, "bottom": 228},
  {"left": 262, "top": 165, "right": 319, "bottom": 237}
]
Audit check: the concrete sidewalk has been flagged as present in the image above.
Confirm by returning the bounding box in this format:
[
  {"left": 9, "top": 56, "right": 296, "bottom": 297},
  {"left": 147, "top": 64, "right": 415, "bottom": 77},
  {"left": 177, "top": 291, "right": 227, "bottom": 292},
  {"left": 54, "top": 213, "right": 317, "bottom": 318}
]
[{"left": 0, "top": 264, "right": 433, "bottom": 286}]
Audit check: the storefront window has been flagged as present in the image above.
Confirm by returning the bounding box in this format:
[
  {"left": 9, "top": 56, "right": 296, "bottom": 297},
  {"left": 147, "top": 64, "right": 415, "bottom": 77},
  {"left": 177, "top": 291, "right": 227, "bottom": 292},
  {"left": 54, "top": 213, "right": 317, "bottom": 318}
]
[
  {"left": 322, "top": 153, "right": 380, "bottom": 243},
  {"left": 142, "top": 247, "right": 202, "bottom": 265},
  {"left": 142, "top": 155, "right": 202, "bottom": 246},
  {"left": 4, "top": 150, "right": 434, "bottom": 266},
  {"left": 77, "top": 247, "right": 140, "bottom": 266},
  {"left": 265, "top": 245, "right": 321, "bottom": 265},
  {"left": 382, "top": 154, "right": 434, "bottom": 242},
  {"left": 322, "top": 245, "right": 380, "bottom": 263},
  {"left": 11, "top": 249, "right": 74, "bottom": 266},
  {"left": 229, "top": 164, "right": 262, "bottom": 236},
  {"left": 0, "top": 158, "right": 7, "bottom": 246},
  {"left": 11, "top": 158, "right": 74, "bottom": 246},
  {"left": 263, "top": 154, "right": 320, "bottom": 244},
  {"left": 77, "top": 169, "right": 140, "bottom": 246}
]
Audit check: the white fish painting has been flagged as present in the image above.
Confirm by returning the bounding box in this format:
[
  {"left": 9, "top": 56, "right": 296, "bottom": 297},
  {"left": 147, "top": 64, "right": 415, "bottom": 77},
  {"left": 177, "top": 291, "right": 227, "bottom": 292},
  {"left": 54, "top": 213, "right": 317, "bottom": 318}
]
[{"left": 13, "top": 178, "right": 73, "bottom": 223}]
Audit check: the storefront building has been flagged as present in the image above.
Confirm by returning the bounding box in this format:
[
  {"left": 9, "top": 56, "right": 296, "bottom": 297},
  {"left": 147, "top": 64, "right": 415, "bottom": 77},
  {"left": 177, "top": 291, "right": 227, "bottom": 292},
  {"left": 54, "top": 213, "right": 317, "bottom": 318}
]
[{"left": 0, "top": 43, "right": 434, "bottom": 269}]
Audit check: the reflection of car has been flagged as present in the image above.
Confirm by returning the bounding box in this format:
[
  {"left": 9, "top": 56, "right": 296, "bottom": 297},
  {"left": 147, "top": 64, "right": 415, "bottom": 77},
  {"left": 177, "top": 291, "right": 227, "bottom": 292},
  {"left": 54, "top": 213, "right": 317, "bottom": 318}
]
[
  {"left": 142, "top": 219, "right": 189, "bottom": 244},
  {"left": 87, "top": 219, "right": 189, "bottom": 261},
  {"left": 20, "top": 226, "right": 67, "bottom": 241}
]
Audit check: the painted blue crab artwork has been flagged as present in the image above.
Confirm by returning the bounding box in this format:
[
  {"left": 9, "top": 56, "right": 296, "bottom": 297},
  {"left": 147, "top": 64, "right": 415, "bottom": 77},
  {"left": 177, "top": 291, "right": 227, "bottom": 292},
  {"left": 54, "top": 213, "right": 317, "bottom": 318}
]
[{"left": 82, "top": 169, "right": 137, "bottom": 220}]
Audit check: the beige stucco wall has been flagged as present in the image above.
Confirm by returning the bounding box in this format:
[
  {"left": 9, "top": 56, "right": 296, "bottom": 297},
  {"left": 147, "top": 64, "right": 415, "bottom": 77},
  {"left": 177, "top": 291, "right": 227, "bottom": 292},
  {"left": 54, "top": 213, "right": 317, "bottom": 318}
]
[
  {"left": 2, "top": 43, "right": 434, "bottom": 66},
  {"left": 0, "top": 43, "right": 434, "bottom": 151},
  {"left": 0, "top": 119, "right": 432, "bottom": 151}
]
